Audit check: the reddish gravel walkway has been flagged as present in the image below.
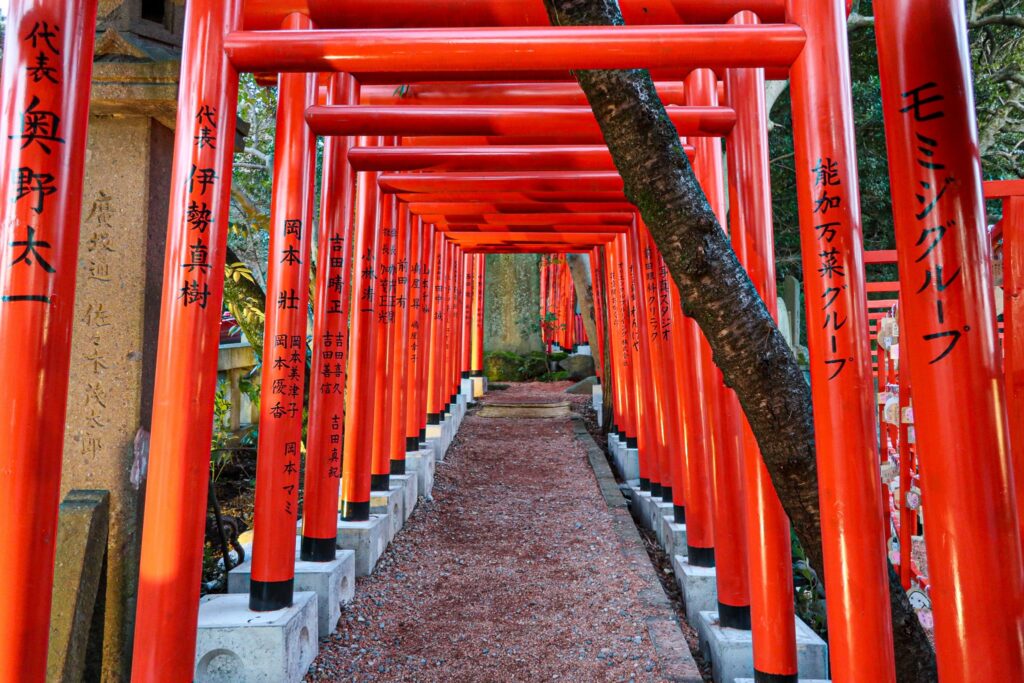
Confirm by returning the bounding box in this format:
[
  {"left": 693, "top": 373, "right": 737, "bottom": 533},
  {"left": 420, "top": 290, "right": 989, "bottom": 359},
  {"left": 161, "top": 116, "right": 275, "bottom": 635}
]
[{"left": 306, "top": 382, "right": 674, "bottom": 682}]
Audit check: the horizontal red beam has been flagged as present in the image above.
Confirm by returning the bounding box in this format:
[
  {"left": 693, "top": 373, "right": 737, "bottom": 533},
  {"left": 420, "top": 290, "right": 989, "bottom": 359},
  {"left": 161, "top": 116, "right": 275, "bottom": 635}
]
[
  {"left": 437, "top": 224, "right": 628, "bottom": 233},
  {"left": 864, "top": 249, "right": 898, "bottom": 264},
  {"left": 380, "top": 171, "right": 625, "bottom": 194},
  {"left": 433, "top": 212, "right": 631, "bottom": 225},
  {"left": 308, "top": 105, "right": 734, "bottom": 138},
  {"left": 866, "top": 281, "right": 901, "bottom": 293},
  {"left": 866, "top": 298, "right": 899, "bottom": 309},
  {"left": 244, "top": 1, "right": 787, "bottom": 30},
  {"left": 984, "top": 179, "right": 1024, "bottom": 198},
  {"left": 359, "top": 81, "right": 689, "bottom": 106},
  {"left": 223, "top": 25, "right": 806, "bottom": 75},
  {"left": 447, "top": 231, "right": 617, "bottom": 242},
  {"left": 349, "top": 144, "right": 695, "bottom": 172},
  {"left": 463, "top": 246, "right": 594, "bottom": 253},
  {"left": 399, "top": 133, "right": 699, "bottom": 146},
  {"left": 404, "top": 201, "right": 636, "bottom": 215}
]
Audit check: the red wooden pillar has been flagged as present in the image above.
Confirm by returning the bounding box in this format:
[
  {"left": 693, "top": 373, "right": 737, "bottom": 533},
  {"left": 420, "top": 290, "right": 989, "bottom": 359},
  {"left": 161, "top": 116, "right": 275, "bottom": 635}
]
[
  {"left": 653, "top": 249, "right": 687, "bottom": 511},
  {"left": 604, "top": 240, "right": 628, "bottom": 440},
  {"left": 875, "top": 0, "right": 1024, "bottom": 677},
  {"left": 370, "top": 151, "right": 398, "bottom": 492},
  {"left": 416, "top": 224, "right": 438, "bottom": 439},
  {"left": 405, "top": 215, "right": 427, "bottom": 451},
  {"left": 634, "top": 224, "right": 668, "bottom": 497},
  {"left": 614, "top": 235, "right": 639, "bottom": 454},
  {"left": 461, "top": 251, "right": 474, "bottom": 384},
  {"left": 1003, "top": 194, "right": 1024, "bottom": 541},
  {"left": 590, "top": 247, "right": 608, "bottom": 385},
  {"left": 302, "top": 73, "right": 357, "bottom": 560},
  {"left": 250, "top": 16, "right": 315, "bottom": 610},
  {"left": 725, "top": 17, "right": 797, "bottom": 675},
  {"left": 0, "top": 1, "right": 98, "bottom": 678},
  {"left": 472, "top": 253, "right": 486, "bottom": 377},
  {"left": 130, "top": 0, "right": 242, "bottom": 677},
  {"left": 389, "top": 207, "right": 413, "bottom": 473},
  {"left": 687, "top": 67, "right": 750, "bottom": 626},
  {"left": 425, "top": 230, "right": 446, "bottom": 426},
  {"left": 451, "top": 245, "right": 467, "bottom": 405},
  {"left": 626, "top": 219, "right": 661, "bottom": 493},
  {"left": 340, "top": 136, "right": 382, "bottom": 521},
  {"left": 786, "top": 0, "right": 897, "bottom": 679}
]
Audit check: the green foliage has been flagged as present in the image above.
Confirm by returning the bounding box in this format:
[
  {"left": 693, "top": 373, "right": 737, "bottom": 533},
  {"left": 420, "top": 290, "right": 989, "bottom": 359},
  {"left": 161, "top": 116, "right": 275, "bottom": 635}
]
[
  {"left": 210, "top": 382, "right": 234, "bottom": 482},
  {"left": 483, "top": 351, "right": 575, "bottom": 382},
  {"left": 769, "top": 2, "right": 1024, "bottom": 284},
  {"left": 791, "top": 530, "right": 828, "bottom": 638}
]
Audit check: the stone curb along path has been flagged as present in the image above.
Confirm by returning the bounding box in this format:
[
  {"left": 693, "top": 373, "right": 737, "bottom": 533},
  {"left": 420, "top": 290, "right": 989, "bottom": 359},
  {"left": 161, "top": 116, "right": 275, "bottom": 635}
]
[{"left": 570, "top": 417, "right": 705, "bottom": 683}]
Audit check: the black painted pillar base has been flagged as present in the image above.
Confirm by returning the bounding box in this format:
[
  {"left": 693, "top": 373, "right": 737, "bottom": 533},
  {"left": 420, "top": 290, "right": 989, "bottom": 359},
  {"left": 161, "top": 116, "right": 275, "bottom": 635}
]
[
  {"left": 249, "top": 578, "right": 294, "bottom": 612},
  {"left": 299, "top": 535, "right": 336, "bottom": 562}
]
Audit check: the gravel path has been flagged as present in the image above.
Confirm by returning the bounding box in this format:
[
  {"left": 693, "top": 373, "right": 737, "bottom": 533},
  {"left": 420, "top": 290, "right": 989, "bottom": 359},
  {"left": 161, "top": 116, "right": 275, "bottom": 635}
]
[{"left": 307, "top": 382, "right": 671, "bottom": 682}]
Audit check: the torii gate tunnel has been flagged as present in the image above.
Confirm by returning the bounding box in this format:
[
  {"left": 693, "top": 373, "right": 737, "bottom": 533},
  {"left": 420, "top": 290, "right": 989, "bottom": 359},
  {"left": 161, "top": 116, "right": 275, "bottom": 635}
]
[{"left": 0, "top": 1, "right": 1022, "bottom": 682}]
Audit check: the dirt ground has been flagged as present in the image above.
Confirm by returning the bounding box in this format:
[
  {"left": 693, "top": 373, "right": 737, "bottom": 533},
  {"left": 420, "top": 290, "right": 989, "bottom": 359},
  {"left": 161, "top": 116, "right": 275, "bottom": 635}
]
[{"left": 306, "top": 382, "right": 676, "bottom": 682}]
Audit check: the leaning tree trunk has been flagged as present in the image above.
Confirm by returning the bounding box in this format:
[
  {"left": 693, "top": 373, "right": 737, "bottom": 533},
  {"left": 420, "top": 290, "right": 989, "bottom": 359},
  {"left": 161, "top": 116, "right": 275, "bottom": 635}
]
[
  {"left": 542, "top": 1, "right": 937, "bottom": 681},
  {"left": 565, "top": 254, "right": 601, "bottom": 377}
]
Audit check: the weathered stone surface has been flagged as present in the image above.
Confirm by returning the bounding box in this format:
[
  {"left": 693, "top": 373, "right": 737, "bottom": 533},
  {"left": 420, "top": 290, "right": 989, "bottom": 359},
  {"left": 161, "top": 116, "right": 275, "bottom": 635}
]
[
  {"left": 478, "top": 401, "right": 571, "bottom": 419},
  {"left": 195, "top": 593, "right": 318, "bottom": 683},
  {"left": 60, "top": 112, "right": 174, "bottom": 679},
  {"left": 47, "top": 491, "right": 111, "bottom": 683},
  {"left": 565, "top": 376, "right": 599, "bottom": 394},
  {"left": 559, "top": 354, "right": 596, "bottom": 380},
  {"left": 483, "top": 254, "right": 543, "bottom": 354},
  {"left": 58, "top": 13, "right": 183, "bottom": 676}
]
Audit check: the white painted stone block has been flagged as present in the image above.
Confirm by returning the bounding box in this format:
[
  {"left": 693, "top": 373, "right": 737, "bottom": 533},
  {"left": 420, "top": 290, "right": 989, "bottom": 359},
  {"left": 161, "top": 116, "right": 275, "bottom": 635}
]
[
  {"left": 624, "top": 447, "right": 640, "bottom": 481},
  {"left": 660, "top": 515, "right": 687, "bottom": 556},
  {"left": 471, "top": 376, "right": 486, "bottom": 398},
  {"left": 392, "top": 472, "right": 418, "bottom": 520},
  {"left": 697, "top": 612, "right": 829, "bottom": 683},
  {"left": 628, "top": 488, "right": 652, "bottom": 527},
  {"left": 337, "top": 515, "right": 387, "bottom": 577},
  {"left": 370, "top": 487, "right": 404, "bottom": 543},
  {"left": 407, "top": 448, "right": 435, "bottom": 498},
  {"left": 227, "top": 549, "right": 355, "bottom": 639},
  {"left": 672, "top": 554, "right": 718, "bottom": 627},
  {"left": 650, "top": 499, "right": 674, "bottom": 540},
  {"left": 194, "top": 592, "right": 317, "bottom": 683}
]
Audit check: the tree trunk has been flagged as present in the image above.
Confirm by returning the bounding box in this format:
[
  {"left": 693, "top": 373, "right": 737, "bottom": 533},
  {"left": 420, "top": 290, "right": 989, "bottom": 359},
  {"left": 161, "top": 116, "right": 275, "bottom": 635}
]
[
  {"left": 565, "top": 254, "right": 601, "bottom": 377},
  {"left": 224, "top": 243, "right": 267, "bottom": 359},
  {"left": 541, "top": 1, "right": 936, "bottom": 680}
]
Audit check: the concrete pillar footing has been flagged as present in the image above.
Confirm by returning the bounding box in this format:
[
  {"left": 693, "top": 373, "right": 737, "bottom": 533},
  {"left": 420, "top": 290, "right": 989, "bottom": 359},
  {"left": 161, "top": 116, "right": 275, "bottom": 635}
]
[
  {"left": 391, "top": 473, "right": 418, "bottom": 521},
  {"left": 650, "top": 499, "right": 674, "bottom": 540},
  {"left": 671, "top": 553, "right": 718, "bottom": 626},
  {"left": 696, "top": 612, "right": 829, "bottom": 683},
  {"left": 370, "top": 488, "right": 404, "bottom": 543},
  {"left": 227, "top": 549, "right": 355, "bottom": 638},
  {"left": 336, "top": 516, "right": 388, "bottom": 577},
  {"left": 624, "top": 447, "right": 640, "bottom": 481},
  {"left": 194, "top": 592, "right": 318, "bottom": 683},
  {"left": 659, "top": 516, "right": 687, "bottom": 556}
]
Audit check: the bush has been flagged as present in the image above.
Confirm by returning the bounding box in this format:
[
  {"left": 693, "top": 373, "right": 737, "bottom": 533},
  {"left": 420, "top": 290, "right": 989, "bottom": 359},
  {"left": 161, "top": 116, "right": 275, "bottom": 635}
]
[
  {"left": 484, "top": 351, "right": 526, "bottom": 381},
  {"left": 483, "top": 351, "right": 566, "bottom": 382}
]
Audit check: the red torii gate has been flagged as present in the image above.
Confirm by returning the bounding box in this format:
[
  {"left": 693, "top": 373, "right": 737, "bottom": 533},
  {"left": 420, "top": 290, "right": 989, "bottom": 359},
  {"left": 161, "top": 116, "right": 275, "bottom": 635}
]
[{"left": 0, "top": 1, "right": 1020, "bottom": 682}]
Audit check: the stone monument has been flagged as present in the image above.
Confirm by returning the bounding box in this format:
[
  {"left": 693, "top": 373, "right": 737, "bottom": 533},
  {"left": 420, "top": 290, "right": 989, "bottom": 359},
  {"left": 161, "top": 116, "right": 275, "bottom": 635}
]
[
  {"left": 483, "top": 253, "right": 543, "bottom": 354},
  {"left": 58, "top": 1, "right": 184, "bottom": 678}
]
